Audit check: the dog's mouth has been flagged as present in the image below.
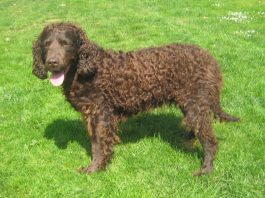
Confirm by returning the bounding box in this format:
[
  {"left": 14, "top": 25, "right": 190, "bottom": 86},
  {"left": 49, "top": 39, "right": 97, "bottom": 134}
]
[
  {"left": 50, "top": 71, "right": 65, "bottom": 86},
  {"left": 49, "top": 66, "right": 71, "bottom": 87}
]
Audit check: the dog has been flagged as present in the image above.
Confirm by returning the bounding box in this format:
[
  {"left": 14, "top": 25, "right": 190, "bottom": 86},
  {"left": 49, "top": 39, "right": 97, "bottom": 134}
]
[{"left": 32, "top": 22, "right": 239, "bottom": 176}]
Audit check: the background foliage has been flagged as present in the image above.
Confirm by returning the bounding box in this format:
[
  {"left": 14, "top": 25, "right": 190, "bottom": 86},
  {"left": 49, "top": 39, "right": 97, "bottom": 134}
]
[{"left": 0, "top": 0, "right": 264, "bottom": 197}]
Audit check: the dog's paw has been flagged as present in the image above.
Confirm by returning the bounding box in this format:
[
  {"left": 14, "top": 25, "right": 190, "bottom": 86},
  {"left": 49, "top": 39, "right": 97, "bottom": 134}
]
[
  {"left": 78, "top": 163, "right": 104, "bottom": 174},
  {"left": 78, "top": 165, "right": 98, "bottom": 174},
  {"left": 193, "top": 165, "right": 212, "bottom": 176}
]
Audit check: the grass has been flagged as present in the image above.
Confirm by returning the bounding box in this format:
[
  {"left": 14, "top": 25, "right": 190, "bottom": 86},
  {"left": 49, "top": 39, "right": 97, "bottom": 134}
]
[{"left": 0, "top": 0, "right": 264, "bottom": 197}]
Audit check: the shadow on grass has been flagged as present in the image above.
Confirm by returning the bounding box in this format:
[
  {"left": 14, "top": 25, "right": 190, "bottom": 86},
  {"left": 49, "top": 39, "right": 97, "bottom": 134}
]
[
  {"left": 44, "top": 113, "right": 201, "bottom": 158},
  {"left": 44, "top": 119, "right": 92, "bottom": 155}
]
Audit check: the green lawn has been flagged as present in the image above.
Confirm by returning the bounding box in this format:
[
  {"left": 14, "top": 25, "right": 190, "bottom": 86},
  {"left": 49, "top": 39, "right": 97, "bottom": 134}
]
[{"left": 0, "top": 0, "right": 264, "bottom": 197}]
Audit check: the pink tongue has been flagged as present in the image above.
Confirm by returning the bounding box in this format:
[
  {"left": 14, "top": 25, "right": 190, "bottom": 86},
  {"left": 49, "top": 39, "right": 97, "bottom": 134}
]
[{"left": 50, "top": 72, "right": 65, "bottom": 86}]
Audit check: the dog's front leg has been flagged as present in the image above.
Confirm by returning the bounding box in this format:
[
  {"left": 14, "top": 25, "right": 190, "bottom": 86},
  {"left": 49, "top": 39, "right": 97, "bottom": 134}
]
[{"left": 79, "top": 109, "right": 120, "bottom": 174}]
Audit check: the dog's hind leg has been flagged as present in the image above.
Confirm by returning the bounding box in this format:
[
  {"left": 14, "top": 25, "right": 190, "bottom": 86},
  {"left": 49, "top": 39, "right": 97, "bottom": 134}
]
[
  {"left": 180, "top": 107, "right": 196, "bottom": 139},
  {"left": 182, "top": 99, "right": 218, "bottom": 176}
]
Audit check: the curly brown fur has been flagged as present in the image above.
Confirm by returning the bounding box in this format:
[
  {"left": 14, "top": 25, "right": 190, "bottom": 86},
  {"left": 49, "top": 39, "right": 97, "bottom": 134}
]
[{"left": 32, "top": 22, "right": 239, "bottom": 176}]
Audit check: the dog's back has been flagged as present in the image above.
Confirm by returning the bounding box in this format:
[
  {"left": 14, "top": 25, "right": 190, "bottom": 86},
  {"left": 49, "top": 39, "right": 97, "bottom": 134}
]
[{"left": 96, "top": 44, "right": 222, "bottom": 116}]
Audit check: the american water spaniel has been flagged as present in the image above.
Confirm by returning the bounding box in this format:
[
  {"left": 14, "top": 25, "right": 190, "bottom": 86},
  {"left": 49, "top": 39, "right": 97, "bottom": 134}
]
[{"left": 32, "top": 22, "right": 239, "bottom": 176}]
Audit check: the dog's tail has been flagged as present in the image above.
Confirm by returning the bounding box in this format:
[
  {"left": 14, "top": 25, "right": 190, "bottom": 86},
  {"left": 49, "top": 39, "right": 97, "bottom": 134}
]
[{"left": 212, "top": 102, "right": 240, "bottom": 122}]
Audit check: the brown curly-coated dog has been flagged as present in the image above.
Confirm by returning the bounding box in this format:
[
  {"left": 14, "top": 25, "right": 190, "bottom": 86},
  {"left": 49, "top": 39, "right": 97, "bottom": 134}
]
[{"left": 32, "top": 22, "right": 239, "bottom": 176}]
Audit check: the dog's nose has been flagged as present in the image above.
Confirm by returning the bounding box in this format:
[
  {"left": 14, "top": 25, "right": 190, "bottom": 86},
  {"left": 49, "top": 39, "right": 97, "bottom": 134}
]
[{"left": 47, "top": 58, "right": 59, "bottom": 67}]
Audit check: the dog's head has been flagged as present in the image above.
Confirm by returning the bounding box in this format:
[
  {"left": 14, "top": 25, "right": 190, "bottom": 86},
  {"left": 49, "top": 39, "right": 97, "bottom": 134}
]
[{"left": 32, "top": 22, "right": 97, "bottom": 86}]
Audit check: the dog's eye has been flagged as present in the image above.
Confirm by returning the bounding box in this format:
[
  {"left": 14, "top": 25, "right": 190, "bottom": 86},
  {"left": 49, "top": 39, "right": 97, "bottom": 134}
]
[
  {"left": 60, "top": 39, "right": 70, "bottom": 46},
  {"left": 44, "top": 41, "right": 51, "bottom": 47}
]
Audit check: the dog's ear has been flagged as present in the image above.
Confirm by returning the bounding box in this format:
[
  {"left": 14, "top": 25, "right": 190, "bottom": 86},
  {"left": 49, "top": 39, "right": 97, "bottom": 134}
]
[
  {"left": 76, "top": 27, "right": 98, "bottom": 76},
  {"left": 32, "top": 37, "right": 48, "bottom": 79}
]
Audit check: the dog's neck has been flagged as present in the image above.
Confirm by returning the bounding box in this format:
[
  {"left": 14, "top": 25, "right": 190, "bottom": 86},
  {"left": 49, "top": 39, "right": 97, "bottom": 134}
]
[
  {"left": 62, "top": 59, "right": 98, "bottom": 111},
  {"left": 62, "top": 61, "right": 78, "bottom": 100}
]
